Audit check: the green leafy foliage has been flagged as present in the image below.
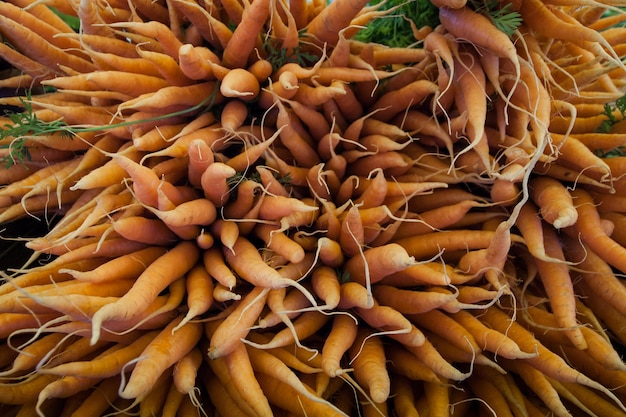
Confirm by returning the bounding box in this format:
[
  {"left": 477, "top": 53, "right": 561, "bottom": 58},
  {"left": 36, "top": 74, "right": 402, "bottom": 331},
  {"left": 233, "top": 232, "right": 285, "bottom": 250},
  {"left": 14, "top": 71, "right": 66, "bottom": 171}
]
[
  {"left": 594, "top": 93, "right": 626, "bottom": 157},
  {"left": 469, "top": 0, "right": 522, "bottom": 37},
  {"left": 0, "top": 88, "right": 222, "bottom": 167},
  {"left": 263, "top": 30, "right": 320, "bottom": 71},
  {"left": 353, "top": 0, "right": 440, "bottom": 48},
  {"left": 0, "top": 95, "right": 75, "bottom": 168},
  {"left": 48, "top": 6, "right": 80, "bottom": 32}
]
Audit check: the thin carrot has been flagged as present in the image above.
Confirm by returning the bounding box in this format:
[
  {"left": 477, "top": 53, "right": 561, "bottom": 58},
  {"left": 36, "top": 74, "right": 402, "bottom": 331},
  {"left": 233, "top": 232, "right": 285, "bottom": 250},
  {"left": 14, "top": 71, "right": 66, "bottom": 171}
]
[
  {"left": 478, "top": 306, "right": 626, "bottom": 411},
  {"left": 38, "top": 330, "right": 158, "bottom": 378},
  {"left": 452, "top": 309, "right": 535, "bottom": 359},
  {"left": 173, "top": 347, "right": 203, "bottom": 405}
]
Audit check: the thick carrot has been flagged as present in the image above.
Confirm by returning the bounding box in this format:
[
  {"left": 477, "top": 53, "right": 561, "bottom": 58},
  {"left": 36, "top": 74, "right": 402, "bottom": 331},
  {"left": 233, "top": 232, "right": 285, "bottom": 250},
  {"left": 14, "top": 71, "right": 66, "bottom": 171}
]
[
  {"left": 348, "top": 327, "right": 390, "bottom": 404},
  {"left": 121, "top": 317, "right": 202, "bottom": 400},
  {"left": 344, "top": 243, "right": 415, "bottom": 290},
  {"left": 224, "top": 237, "right": 315, "bottom": 304},
  {"left": 90, "top": 241, "right": 200, "bottom": 344},
  {"left": 304, "top": 0, "right": 371, "bottom": 46},
  {"left": 221, "top": 0, "right": 271, "bottom": 68},
  {"left": 256, "top": 371, "right": 348, "bottom": 417},
  {"left": 0, "top": 332, "right": 66, "bottom": 377},
  {"left": 568, "top": 188, "right": 626, "bottom": 274},
  {"left": 207, "top": 286, "right": 270, "bottom": 359}
]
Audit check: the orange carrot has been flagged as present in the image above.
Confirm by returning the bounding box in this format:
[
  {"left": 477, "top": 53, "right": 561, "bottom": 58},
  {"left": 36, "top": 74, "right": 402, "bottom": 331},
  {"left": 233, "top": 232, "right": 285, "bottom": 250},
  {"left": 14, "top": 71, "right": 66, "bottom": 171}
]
[
  {"left": 321, "top": 313, "right": 358, "bottom": 377},
  {"left": 207, "top": 286, "right": 269, "bottom": 359},
  {"left": 304, "top": 0, "right": 371, "bottom": 46},
  {"left": 349, "top": 327, "right": 391, "bottom": 404},
  {"left": 221, "top": 0, "right": 271, "bottom": 68},
  {"left": 90, "top": 241, "right": 200, "bottom": 344},
  {"left": 121, "top": 317, "right": 202, "bottom": 400}
]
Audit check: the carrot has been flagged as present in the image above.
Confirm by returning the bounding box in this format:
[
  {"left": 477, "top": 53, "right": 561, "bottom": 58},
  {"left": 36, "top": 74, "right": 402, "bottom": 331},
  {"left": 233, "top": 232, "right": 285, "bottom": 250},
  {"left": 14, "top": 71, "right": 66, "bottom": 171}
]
[
  {"left": 172, "top": 265, "right": 214, "bottom": 333},
  {"left": 250, "top": 310, "right": 330, "bottom": 350},
  {"left": 527, "top": 223, "right": 586, "bottom": 349},
  {"left": 468, "top": 374, "right": 515, "bottom": 417},
  {"left": 478, "top": 306, "right": 626, "bottom": 411},
  {"left": 355, "top": 300, "right": 423, "bottom": 346},
  {"left": 207, "top": 286, "right": 270, "bottom": 359},
  {"left": 520, "top": 306, "right": 626, "bottom": 372},
  {"left": 117, "top": 81, "right": 221, "bottom": 114},
  {"left": 0, "top": 14, "right": 96, "bottom": 74},
  {"left": 567, "top": 188, "right": 626, "bottom": 274},
  {"left": 0, "top": 374, "right": 60, "bottom": 404},
  {"left": 220, "top": 68, "right": 261, "bottom": 101},
  {"left": 90, "top": 241, "right": 200, "bottom": 344},
  {"left": 320, "top": 314, "right": 358, "bottom": 377},
  {"left": 513, "top": 0, "right": 624, "bottom": 69},
  {"left": 451, "top": 309, "right": 535, "bottom": 360},
  {"left": 0, "top": 332, "right": 66, "bottom": 377},
  {"left": 200, "top": 162, "right": 237, "bottom": 207},
  {"left": 304, "top": 0, "right": 371, "bottom": 46},
  {"left": 529, "top": 176, "right": 578, "bottom": 229},
  {"left": 203, "top": 246, "right": 238, "bottom": 290},
  {"left": 344, "top": 242, "right": 415, "bottom": 302},
  {"left": 67, "top": 376, "right": 123, "bottom": 417},
  {"left": 256, "top": 371, "right": 348, "bottom": 417},
  {"left": 456, "top": 221, "right": 511, "bottom": 284},
  {"left": 369, "top": 79, "right": 439, "bottom": 123},
  {"left": 348, "top": 327, "right": 390, "bottom": 404},
  {"left": 217, "top": 342, "right": 274, "bottom": 417},
  {"left": 221, "top": 0, "right": 271, "bottom": 68},
  {"left": 563, "top": 236, "right": 626, "bottom": 316},
  {"left": 248, "top": 344, "right": 346, "bottom": 413},
  {"left": 121, "top": 317, "right": 202, "bottom": 400},
  {"left": 112, "top": 216, "right": 180, "bottom": 246},
  {"left": 178, "top": 44, "right": 218, "bottom": 81},
  {"left": 408, "top": 310, "right": 480, "bottom": 355},
  {"left": 372, "top": 285, "right": 457, "bottom": 314},
  {"left": 172, "top": 347, "right": 203, "bottom": 404},
  {"left": 38, "top": 330, "right": 158, "bottom": 378},
  {"left": 403, "top": 336, "right": 470, "bottom": 383},
  {"left": 390, "top": 376, "right": 420, "bottom": 417},
  {"left": 142, "top": 197, "right": 217, "bottom": 228},
  {"left": 202, "top": 362, "right": 259, "bottom": 417},
  {"left": 439, "top": 6, "right": 520, "bottom": 70},
  {"left": 501, "top": 359, "right": 572, "bottom": 417}
]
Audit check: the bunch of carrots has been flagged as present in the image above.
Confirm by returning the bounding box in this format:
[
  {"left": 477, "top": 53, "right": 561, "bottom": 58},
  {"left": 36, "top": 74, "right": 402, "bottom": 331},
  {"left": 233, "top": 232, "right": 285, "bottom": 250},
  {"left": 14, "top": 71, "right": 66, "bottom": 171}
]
[{"left": 0, "top": 0, "right": 626, "bottom": 415}]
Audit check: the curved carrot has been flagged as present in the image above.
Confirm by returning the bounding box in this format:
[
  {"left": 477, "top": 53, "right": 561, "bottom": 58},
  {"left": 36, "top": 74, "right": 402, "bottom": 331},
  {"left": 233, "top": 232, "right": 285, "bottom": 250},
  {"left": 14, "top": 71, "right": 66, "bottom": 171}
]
[
  {"left": 90, "top": 241, "right": 200, "bottom": 344},
  {"left": 121, "top": 317, "right": 202, "bottom": 400},
  {"left": 207, "top": 286, "right": 269, "bottom": 359},
  {"left": 349, "top": 327, "right": 391, "bottom": 404},
  {"left": 221, "top": 0, "right": 271, "bottom": 69}
]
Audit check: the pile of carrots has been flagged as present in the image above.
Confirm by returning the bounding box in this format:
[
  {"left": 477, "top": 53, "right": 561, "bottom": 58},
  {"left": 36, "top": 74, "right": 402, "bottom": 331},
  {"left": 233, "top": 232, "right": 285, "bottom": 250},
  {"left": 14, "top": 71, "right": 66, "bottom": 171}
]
[{"left": 0, "top": 0, "right": 626, "bottom": 415}]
